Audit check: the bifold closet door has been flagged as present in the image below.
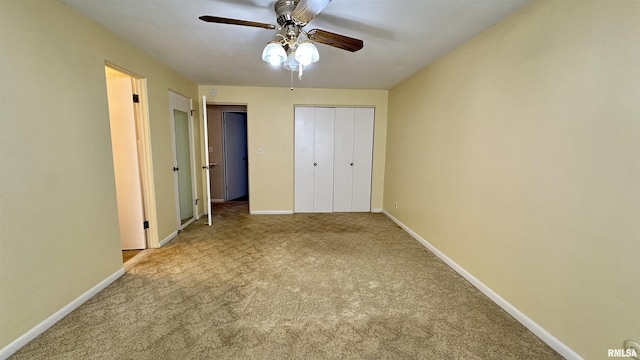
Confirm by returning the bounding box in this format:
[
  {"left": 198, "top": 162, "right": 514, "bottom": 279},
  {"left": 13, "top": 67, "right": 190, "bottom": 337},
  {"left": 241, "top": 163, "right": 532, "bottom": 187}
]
[
  {"left": 333, "top": 108, "right": 355, "bottom": 212},
  {"left": 333, "top": 108, "right": 374, "bottom": 212},
  {"left": 294, "top": 107, "right": 335, "bottom": 213},
  {"left": 351, "top": 108, "right": 375, "bottom": 211}
]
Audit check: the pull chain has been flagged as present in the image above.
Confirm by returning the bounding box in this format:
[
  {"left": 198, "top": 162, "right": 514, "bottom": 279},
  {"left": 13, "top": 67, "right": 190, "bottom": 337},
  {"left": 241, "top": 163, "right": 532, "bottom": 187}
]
[{"left": 290, "top": 68, "right": 294, "bottom": 91}]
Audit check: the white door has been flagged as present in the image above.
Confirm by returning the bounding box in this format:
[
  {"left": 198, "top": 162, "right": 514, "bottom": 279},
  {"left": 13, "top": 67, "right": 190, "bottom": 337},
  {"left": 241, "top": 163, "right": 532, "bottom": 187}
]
[
  {"left": 222, "top": 112, "right": 248, "bottom": 201},
  {"left": 294, "top": 107, "right": 315, "bottom": 212},
  {"left": 105, "top": 67, "right": 146, "bottom": 250},
  {"left": 352, "top": 108, "right": 375, "bottom": 212},
  {"left": 294, "top": 107, "right": 335, "bottom": 213},
  {"left": 169, "top": 91, "right": 195, "bottom": 229},
  {"left": 312, "top": 108, "right": 335, "bottom": 212},
  {"left": 333, "top": 108, "right": 356, "bottom": 212},
  {"left": 294, "top": 106, "right": 374, "bottom": 213},
  {"left": 202, "top": 96, "right": 212, "bottom": 226}
]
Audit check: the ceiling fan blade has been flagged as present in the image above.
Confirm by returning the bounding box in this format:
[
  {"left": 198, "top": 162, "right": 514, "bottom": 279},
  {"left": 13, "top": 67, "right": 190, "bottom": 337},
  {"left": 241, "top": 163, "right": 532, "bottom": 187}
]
[
  {"left": 307, "top": 29, "right": 364, "bottom": 52},
  {"left": 292, "top": 0, "right": 332, "bottom": 25},
  {"left": 199, "top": 16, "right": 276, "bottom": 30}
]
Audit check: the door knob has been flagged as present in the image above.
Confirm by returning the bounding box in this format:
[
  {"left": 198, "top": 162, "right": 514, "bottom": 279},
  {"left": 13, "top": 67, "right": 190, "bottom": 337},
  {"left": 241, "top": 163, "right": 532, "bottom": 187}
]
[
  {"left": 173, "top": 167, "right": 179, "bottom": 172},
  {"left": 314, "top": 163, "right": 317, "bottom": 166}
]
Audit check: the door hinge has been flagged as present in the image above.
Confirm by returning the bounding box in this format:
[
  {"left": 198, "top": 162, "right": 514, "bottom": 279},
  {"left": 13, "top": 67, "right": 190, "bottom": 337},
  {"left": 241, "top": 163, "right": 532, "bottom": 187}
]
[
  {"left": 143, "top": 220, "right": 149, "bottom": 229},
  {"left": 190, "top": 109, "right": 195, "bottom": 116},
  {"left": 132, "top": 94, "right": 140, "bottom": 103}
]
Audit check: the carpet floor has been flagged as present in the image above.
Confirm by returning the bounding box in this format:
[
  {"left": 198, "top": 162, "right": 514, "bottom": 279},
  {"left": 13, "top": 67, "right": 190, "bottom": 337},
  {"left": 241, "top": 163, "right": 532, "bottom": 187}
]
[{"left": 10, "top": 202, "right": 562, "bottom": 359}]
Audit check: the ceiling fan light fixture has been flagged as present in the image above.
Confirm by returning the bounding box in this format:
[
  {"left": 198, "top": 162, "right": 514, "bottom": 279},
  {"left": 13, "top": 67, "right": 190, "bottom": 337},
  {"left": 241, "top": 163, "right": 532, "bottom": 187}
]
[
  {"left": 294, "top": 42, "right": 319, "bottom": 66},
  {"left": 262, "top": 41, "right": 287, "bottom": 66}
]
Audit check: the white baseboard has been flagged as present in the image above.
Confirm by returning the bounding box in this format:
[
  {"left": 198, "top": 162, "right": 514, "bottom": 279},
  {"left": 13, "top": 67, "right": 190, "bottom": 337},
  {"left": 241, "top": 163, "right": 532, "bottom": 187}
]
[
  {"left": 159, "top": 231, "right": 178, "bottom": 247},
  {"left": 250, "top": 210, "right": 294, "bottom": 215},
  {"left": 123, "top": 249, "right": 152, "bottom": 272},
  {"left": 381, "top": 210, "right": 582, "bottom": 360},
  {"left": 211, "top": 199, "right": 224, "bottom": 203},
  {"left": 371, "top": 208, "right": 383, "bottom": 213},
  {"left": 0, "top": 269, "right": 124, "bottom": 360}
]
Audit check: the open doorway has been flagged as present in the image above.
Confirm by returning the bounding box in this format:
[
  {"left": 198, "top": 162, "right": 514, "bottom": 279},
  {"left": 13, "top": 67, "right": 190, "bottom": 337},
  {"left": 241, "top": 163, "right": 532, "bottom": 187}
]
[
  {"left": 205, "top": 105, "right": 249, "bottom": 214},
  {"left": 105, "top": 65, "right": 155, "bottom": 265}
]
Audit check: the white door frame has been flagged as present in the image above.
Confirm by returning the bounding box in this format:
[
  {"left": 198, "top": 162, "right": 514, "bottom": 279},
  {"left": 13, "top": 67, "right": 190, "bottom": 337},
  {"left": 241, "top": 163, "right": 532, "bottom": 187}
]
[
  {"left": 202, "top": 96, "right": 212, "bottom": 226},
  {"left": 169, "top": 90, "right": 197, "bottom": 230},
  {"left": 105, "top": 63, "right": 159, "bottom": 248}
]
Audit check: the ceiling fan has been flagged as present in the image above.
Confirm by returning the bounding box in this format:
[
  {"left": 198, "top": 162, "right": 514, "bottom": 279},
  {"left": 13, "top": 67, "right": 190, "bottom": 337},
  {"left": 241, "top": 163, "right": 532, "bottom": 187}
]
[{"left": 199, "top": 0, "right": 364, "bottom": 82}]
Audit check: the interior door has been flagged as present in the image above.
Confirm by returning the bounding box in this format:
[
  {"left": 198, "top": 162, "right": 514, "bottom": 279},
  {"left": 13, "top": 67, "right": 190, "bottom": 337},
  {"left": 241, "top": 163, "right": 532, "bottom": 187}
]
[
  {"left": 169, "top": 91, "right": 195, "bottom": 228},
  {"left": 105, "top": 67, "right": 146, "bottom": 250},
  {"left": 333, "top": 108, "right": 355, "bottom": 212},
  {"left": 202, "top": 96, "right": 212, "bottom": 226},
  {"left": 352, "top": 108, "right": 375, "bottom": 212},
  {"left": 222, "top": 112, "right": 248, "bottom": 201},
  {"left": 313, "top": 108, "right": 335, "bottom": 212},
  {"left": 294, "top": 107, "right": 315, "bottom": 212}
]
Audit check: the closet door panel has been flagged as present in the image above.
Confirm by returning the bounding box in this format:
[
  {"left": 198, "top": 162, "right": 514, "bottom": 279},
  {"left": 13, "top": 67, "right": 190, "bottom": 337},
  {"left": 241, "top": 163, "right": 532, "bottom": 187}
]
[
  {"left": 333, "top": 108, "right": 355, "bottom": 212},
  {"left": 313, "top": 108, "right": 335, "bottom": 212},
  {"left": 352, "top": 108, "right": 375, "bottom": 212},
  {"left": 294, "top": 107, "right": 315, "bottom": 213}
]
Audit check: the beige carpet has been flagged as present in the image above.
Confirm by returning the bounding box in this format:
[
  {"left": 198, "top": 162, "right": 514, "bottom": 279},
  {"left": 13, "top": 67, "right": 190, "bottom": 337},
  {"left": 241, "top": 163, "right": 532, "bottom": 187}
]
[{"left": 11, "top": 202, "right": 562, "bottom": 359}]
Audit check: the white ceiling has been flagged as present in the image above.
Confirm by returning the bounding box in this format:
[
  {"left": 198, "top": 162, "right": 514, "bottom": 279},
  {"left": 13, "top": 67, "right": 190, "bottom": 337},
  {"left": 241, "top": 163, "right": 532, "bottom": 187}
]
[{"left": 59, "top": 0, "right": 531, "bottom": 90}]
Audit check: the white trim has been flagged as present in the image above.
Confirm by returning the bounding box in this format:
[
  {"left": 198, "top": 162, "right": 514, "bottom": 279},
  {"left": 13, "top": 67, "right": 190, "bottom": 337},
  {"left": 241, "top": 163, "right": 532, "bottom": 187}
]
[
  {"left": 212, "top": 199, "right": 225, "bottom": 203},
  {"left": 202, "top": 96, "right": 212, "bottom": 227},
  {"left": 250, "top": 210, "right": 294, "bottom": 215},
  {"left": 188, "top": 98, "right": 198, "bottom": 221},
  {"left": 0, "top": 269, "right": 124, "bottom": 360},
  {"left": 381, "top": 210, "right": 582, "bottom": 360},
  {"left": 159, "top": 231, "right": 178, "bottom": 247},
  {"left": 371, "top": 208, "right": 383, "bottom": 213}
]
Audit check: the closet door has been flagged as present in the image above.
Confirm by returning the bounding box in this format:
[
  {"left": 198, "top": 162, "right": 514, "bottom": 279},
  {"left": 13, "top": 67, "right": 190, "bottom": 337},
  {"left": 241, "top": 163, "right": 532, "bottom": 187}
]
[
  {"left": 294, "top": 107, "right": 315, "bottom": 212},
  {"left": 333, "top": 108, "right": 355, "bottom": 212},
  {"left": 352, "top": 108, "right": 375, "bottom": 212},
  {"left": 313, "top": 108, "right": 335, "bottom": 212}
]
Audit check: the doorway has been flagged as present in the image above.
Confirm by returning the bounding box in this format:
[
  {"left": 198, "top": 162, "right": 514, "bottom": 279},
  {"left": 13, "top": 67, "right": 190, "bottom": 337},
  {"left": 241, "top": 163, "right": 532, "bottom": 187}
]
[
  {"left": 205, "top": 105, "right": 249, "bottom": 212},
  {"left": 104, "top": 66, "right": 152, "bottom": 260},
  {"left": 223, "top": 112, "right": 248, "bottom": 201}
]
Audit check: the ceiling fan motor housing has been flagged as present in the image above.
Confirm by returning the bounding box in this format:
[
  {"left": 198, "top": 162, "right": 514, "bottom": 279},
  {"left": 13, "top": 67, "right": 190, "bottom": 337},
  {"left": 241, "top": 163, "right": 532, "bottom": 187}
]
[{"left": 275, "top": 0, "right": 301, "bottom": 26}]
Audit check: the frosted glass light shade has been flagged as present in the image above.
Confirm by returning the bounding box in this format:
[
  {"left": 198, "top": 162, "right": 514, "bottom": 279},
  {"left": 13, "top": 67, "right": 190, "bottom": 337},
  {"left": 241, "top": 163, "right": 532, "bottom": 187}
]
[
  {"left": 294, "top": 42, "right": 319, "bottom": 66},
  {"left": 262, "top": 42, "right": 287, "bottom": 66},
  {"left": 283, "top": 52, "right": 302, "bottom": 71}
]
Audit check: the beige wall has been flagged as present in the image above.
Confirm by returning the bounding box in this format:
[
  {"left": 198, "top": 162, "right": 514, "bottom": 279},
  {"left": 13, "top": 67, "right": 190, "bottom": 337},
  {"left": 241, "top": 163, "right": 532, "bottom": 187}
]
[
  {"left": 199, "top": 86, "right": 389, "bottom": 213},
  {"left": 384, "top": 0, "right": 640, "bottom": 358},
  {"left": 0, "top": 0, "right": 198, "bottom": 349}
]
